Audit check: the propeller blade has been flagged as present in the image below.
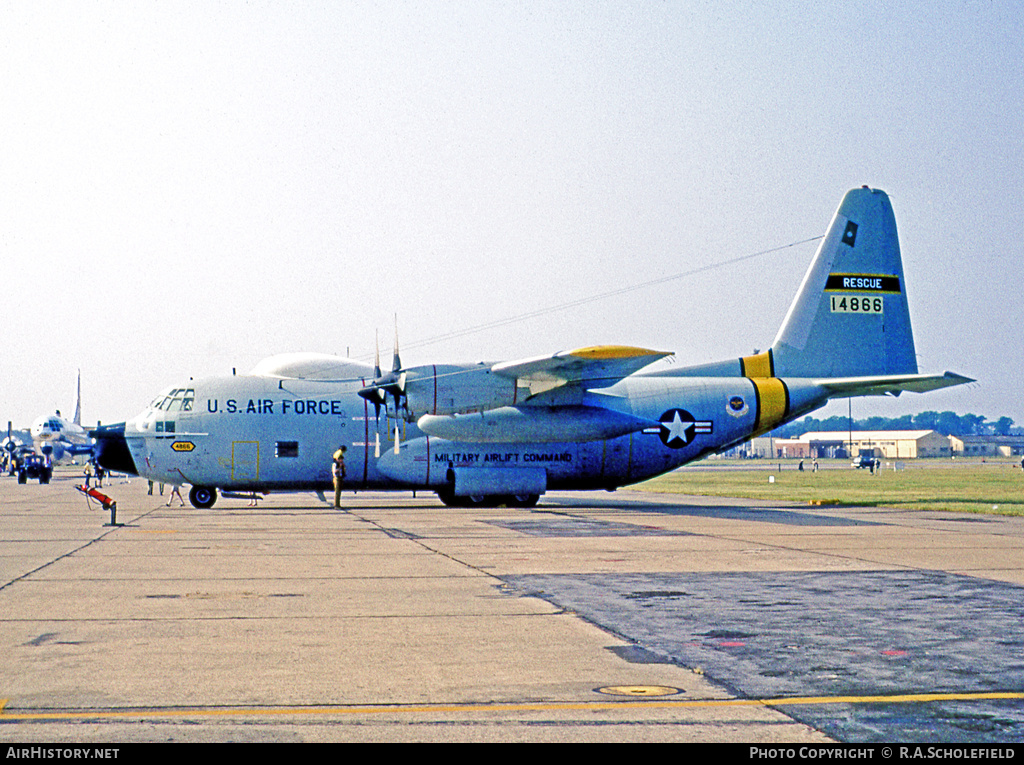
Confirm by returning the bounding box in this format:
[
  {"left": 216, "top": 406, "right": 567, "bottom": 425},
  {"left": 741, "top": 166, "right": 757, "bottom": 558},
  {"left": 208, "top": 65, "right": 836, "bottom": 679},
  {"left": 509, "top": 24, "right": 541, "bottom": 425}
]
[
  {"left": 392, "top": 315, "right": 402, "bottom": 373},
  {"left": 358, "top": 332, "right": 387, "bottom": 420},
  {"left": 372, "top": 331, "right": 383, "bottom": 422},
  {"left": 374, "top": 329, "right": 382, "bottom": 380}
]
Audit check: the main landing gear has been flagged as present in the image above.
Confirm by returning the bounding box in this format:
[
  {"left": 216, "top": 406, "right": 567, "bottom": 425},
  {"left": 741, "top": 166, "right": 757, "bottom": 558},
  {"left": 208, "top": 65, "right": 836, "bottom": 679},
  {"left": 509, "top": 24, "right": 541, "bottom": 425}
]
[{"left": 435, "top": 489, "right": 539, "bottom": 508}]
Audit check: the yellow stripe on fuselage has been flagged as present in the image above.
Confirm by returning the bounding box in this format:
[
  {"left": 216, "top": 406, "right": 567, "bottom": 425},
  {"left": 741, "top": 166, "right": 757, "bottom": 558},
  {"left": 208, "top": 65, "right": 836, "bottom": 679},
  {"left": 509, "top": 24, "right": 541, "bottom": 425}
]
[
  {"left": 741, "top": 349, "right": 789, "bottom": 434},
  {"left": 750, "top": 377, "right": 789, "bottom": 435}
]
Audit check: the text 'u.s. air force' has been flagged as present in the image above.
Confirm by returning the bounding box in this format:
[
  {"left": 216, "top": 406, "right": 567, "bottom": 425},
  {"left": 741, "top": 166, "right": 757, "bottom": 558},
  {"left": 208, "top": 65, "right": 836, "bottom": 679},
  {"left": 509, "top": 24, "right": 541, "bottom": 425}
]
[{"left": 206, "top": 399, "right": 346, "bottom": 416}]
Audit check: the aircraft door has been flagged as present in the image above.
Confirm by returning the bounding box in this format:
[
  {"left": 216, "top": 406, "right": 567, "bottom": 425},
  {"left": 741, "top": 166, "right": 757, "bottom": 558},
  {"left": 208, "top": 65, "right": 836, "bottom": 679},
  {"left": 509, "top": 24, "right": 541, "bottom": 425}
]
[{"left": 231, "top": 441, "right": 260, "bottom": 484}]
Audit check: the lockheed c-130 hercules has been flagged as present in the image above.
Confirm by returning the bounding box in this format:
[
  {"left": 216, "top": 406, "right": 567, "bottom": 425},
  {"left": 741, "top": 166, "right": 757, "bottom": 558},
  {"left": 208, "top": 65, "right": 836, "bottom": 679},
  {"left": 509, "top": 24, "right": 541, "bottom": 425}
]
[{"left": 93, "top": 188, "right": 971, "bottom": 509}]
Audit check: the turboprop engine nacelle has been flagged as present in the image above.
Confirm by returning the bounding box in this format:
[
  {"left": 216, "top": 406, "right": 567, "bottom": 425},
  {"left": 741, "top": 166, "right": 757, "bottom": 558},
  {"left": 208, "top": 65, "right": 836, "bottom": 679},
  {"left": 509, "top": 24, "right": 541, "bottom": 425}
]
[{"left": 402, "top": 364, "right": 522, "bottom": 417}]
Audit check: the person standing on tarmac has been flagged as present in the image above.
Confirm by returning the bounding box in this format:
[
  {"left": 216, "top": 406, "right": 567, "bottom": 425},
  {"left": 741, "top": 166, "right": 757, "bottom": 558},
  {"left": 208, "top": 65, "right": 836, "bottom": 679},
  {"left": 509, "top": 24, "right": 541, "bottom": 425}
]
[
  {"left": 166, "top": 485, "right": 185, "bottom": 507},
  {"left": 332, "top": 447, "right": 347, "bottom": 508}
]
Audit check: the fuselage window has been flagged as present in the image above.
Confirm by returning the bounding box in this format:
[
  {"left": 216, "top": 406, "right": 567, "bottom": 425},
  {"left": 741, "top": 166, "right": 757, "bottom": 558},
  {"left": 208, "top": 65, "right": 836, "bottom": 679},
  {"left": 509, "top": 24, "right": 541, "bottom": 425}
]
[{"left": 276, "top": 441, "right": 299, "bottom": 458}]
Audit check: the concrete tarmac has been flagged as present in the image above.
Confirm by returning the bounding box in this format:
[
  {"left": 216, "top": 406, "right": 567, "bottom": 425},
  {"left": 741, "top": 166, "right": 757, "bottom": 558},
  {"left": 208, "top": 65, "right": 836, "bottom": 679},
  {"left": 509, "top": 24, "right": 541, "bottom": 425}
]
[{"left": 2, "top": 467, "right": 1023, "bottom": 742}]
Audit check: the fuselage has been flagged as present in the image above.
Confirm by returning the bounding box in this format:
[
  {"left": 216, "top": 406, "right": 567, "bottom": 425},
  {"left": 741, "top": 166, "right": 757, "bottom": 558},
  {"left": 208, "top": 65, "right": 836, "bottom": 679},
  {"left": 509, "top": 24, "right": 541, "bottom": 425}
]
[
  {"left": 104, "top": 357, "right": 831, "bottom": 496},
  {"left": 30, "top": 413, "right": 91, "bottom": 462}
]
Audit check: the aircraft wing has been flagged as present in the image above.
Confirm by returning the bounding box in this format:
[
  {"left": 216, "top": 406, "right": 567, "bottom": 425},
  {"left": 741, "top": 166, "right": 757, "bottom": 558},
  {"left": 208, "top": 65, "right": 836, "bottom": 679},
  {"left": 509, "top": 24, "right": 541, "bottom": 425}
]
[
  {"left": 61, "top": 439, "right": 96, "bottom": 456},
  {"left": 816, "top": 371, "right": 974, "bottom": 398},
  {"left": 492, "top": 346, "right": 671, "bottom": 387}
]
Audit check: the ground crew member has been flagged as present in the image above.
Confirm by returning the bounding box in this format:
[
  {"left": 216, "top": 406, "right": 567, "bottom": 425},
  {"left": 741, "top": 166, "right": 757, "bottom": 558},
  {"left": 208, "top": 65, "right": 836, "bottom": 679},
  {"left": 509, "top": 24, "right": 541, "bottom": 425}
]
[{"left": 332, "top": 447, "right": 347, "bottom": 508}]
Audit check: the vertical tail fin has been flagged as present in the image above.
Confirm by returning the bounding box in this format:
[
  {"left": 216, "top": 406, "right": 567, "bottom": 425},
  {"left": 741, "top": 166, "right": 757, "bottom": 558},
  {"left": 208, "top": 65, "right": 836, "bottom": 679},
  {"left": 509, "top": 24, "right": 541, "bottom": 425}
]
[
  {"left": 770, "top": 187, "right": 917, "bottom": 378},
  {"left": 73, "top": 369, "right": 82, "bottom": 427}
]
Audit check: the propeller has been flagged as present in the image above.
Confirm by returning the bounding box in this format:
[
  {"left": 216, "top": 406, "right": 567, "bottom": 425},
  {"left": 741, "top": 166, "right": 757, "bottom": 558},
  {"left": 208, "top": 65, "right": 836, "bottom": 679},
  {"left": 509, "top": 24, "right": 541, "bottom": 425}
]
[
  {"left": 357, "top": 321, "right": 409, "bottom": 455},
  {"left": 360, "top": 331, "right": 387, "bottom": 419},
  {"left": 358, "top": 332, "right": 406, "bottom": 411}
]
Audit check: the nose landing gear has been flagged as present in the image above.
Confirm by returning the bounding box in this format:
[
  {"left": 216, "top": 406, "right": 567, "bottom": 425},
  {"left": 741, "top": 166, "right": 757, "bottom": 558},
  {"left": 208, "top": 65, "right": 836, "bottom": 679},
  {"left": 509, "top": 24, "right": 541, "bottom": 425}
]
[{"left": 188, "top": 485, "right": 217, "bottom": 509}]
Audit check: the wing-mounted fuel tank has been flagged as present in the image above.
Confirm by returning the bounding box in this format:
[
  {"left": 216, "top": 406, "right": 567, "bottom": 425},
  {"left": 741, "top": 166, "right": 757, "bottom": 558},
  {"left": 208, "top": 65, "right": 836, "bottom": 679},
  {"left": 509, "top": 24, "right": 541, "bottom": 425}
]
[{"left": 418, "top": 405, "right": 656, "bottom": 443}]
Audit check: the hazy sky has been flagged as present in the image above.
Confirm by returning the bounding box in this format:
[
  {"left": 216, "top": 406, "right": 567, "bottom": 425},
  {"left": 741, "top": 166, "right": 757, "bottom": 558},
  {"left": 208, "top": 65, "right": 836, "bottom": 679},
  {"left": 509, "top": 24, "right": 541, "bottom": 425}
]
[{"left": 2, "top": 1, "right": 1021, "bottom": 430}]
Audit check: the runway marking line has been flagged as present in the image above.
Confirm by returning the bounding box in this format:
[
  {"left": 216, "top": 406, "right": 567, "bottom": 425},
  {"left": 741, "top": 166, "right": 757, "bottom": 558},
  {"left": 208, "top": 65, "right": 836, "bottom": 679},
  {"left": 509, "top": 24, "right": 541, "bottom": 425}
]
[
  {"left": 129, "top": 530, "right": 178, "bottom": 534},
  {"left": 1, "top": 691, "right": 1022, "bottom": 722}
]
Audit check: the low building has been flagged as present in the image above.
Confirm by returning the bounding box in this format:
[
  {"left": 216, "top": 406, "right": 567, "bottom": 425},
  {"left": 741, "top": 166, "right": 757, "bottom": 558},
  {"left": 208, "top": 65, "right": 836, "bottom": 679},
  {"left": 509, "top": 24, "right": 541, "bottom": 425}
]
[
  {"left": 769, "top": 438, "right": 812, "bottom": 459},
  {"left": 798, "top": 430, "right": 951, "bottom": 459},
  {"left": 953, "top": 435, "right": 1024, "bottom": 457},
  {"left": 741, "top": 430, "right": 954, "bottom": 459}
]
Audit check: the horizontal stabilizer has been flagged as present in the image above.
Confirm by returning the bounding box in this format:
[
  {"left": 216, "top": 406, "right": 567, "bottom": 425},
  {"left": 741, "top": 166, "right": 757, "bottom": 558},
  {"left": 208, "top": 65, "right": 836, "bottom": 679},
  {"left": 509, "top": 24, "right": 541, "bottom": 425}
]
[{"left": 816, "top": 371, "right": 974, "bottom": 398}]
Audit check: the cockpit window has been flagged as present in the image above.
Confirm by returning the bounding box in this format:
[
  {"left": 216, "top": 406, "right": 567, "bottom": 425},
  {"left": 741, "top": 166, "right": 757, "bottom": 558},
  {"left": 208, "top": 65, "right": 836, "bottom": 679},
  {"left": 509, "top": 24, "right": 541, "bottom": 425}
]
[{"left": 150, "top": 388, "right": 195, "bottom": 413}]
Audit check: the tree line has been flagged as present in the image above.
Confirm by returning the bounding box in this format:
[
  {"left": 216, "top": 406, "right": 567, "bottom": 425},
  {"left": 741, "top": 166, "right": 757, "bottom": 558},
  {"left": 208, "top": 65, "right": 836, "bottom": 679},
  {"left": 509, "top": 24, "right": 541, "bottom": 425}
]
[{"left": 771, "top": 411, "right": 1017, "bottom": 439}]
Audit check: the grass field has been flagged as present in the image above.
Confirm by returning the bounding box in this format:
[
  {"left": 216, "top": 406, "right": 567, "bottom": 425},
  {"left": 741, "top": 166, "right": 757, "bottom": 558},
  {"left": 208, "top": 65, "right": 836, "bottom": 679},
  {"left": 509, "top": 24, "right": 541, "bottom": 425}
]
[{"left": 637, "top": 460, "right": 1024, "bottom": 516}]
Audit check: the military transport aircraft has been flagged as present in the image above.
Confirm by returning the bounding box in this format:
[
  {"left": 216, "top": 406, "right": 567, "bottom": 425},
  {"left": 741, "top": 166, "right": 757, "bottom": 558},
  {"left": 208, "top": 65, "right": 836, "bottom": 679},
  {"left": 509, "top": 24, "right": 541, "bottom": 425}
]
[
  {"left": 29, "top": 411, "right": 93, "bottom": 463},
  {"left": 30, "top": 372, "right": 94, "bottom": 462},
  {"left": 94, "top": 187, "right": 971, "bottom": 509},
  {"left": 5, "top": 373, "right": 94, "bottom": 465}
]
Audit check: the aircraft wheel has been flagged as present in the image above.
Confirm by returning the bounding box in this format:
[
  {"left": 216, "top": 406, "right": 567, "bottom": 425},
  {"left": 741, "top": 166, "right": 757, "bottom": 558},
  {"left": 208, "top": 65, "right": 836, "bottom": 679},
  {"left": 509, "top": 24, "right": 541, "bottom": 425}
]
[
  {"left": 511, "top": 494, "right": 539, "bottom": 508},
  {"left": 189, "top": 485, "right": 217, "bottom": 509},
  {"left": 435, "top": 488, "right": 463, "bottom": 508}
]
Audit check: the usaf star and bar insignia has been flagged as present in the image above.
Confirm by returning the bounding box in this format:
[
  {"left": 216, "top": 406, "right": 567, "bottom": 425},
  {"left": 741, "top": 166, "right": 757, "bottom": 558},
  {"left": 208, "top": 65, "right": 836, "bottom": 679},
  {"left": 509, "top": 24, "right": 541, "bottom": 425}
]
[{"left": 643, "top": 409, "right": 713, "bottom": 449}]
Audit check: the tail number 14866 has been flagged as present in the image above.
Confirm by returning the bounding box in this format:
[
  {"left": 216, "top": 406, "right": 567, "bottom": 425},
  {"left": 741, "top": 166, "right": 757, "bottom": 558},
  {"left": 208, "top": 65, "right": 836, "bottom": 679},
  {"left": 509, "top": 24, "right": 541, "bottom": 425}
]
[{"left": 830, "top": 295, "right": 883, "bottom": 314}]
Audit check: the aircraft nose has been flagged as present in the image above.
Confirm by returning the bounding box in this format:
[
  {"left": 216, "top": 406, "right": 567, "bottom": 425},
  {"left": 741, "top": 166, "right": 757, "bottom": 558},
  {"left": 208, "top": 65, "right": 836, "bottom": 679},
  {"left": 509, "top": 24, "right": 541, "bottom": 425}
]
[{"left": 91, "top": 423, "right": 138, "bottom": 475}]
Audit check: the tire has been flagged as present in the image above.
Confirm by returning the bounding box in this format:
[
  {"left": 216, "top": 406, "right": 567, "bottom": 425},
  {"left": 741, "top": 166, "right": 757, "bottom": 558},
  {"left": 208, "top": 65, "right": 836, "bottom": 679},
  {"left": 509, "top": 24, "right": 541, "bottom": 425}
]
[
  {"left": 189, "top": 485, "right": 217, "bottom": 509},
  {"left": 436, "top": 490, "right": 535, "bottom": 508},
  {"left": 435, "top": 490, "right": 491, "bottom": 507},
  {"left": 436, "top": 488, "right": 464, "bottom": 508}
]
